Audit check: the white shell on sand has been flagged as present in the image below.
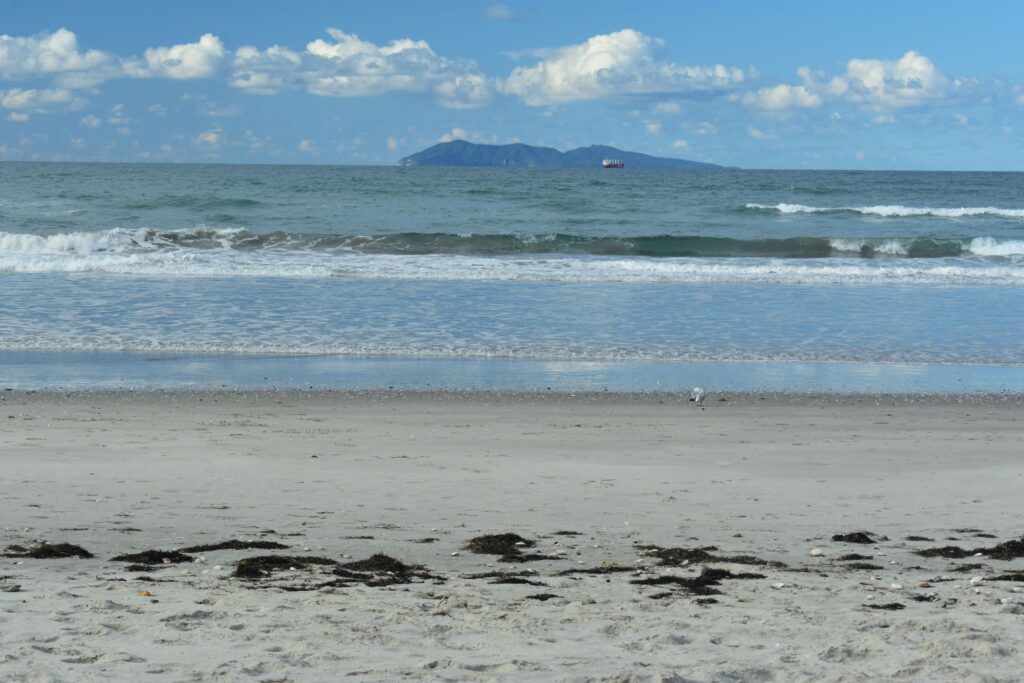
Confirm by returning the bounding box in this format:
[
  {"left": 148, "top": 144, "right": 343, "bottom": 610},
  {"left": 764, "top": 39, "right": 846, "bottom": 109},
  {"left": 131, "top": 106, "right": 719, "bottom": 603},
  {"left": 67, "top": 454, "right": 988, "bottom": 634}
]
[{"left": 809, "top": 548, "right": 824, "bottom": 556}]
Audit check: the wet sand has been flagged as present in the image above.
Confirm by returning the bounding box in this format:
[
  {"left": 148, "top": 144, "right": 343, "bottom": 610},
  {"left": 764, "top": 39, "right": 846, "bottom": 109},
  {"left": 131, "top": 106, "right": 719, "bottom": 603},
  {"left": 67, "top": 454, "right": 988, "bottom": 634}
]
[{"left": 2, "top": 390, "right": 1023, "bottom": 681}]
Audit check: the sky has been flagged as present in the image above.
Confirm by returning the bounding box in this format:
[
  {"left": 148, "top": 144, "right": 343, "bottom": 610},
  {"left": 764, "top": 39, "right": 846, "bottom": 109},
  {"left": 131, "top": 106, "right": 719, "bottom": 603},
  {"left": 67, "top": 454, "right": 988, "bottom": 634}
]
[{"left": 2, "top": 0, "right": 1024, "bottom": 170}]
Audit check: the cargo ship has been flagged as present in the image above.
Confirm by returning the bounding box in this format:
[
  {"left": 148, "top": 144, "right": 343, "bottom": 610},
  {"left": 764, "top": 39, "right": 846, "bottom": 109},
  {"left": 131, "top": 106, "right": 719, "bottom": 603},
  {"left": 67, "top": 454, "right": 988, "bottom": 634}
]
[{"left": 601, "top": 158, "right": 624, "bottom": 168}]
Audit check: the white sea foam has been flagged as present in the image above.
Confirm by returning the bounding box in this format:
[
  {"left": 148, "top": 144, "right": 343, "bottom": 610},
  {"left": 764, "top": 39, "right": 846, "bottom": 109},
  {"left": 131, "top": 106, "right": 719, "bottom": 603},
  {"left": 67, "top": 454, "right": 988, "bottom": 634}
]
[
  {"left": 967, "top": 237, "right": 1024, "bottom": 256},
  {"left": 747, "top": 203, "right": 1024, "bottom": 219},
  {"left": 1, "top": 229, "right": 1023, "bottom": 285},
  {"left": 828, "top": 239, "right": 909, "bottom": 255}
]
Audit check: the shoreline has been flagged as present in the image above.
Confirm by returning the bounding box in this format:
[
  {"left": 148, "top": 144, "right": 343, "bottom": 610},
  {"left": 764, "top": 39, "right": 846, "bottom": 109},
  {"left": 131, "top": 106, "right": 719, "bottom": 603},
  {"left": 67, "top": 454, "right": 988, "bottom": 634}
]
[
  {"left": 5, "top": 386, "right": 1024, "bottom": 406},
  {"left": 5, "top": 349, "right": 1024, "bottom": 395}
]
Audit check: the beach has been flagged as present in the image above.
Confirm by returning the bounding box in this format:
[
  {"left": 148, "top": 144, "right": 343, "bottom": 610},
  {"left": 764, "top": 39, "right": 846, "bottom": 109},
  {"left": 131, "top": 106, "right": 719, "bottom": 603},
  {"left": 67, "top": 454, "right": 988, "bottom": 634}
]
[{"left": 2, "top": 389, "right": 1023, "bottom": 682}]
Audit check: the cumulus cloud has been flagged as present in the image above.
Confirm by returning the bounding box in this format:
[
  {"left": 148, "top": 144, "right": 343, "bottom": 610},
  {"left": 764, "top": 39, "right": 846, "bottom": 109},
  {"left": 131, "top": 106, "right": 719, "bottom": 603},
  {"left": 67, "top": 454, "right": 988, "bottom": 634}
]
[
  {"left": 499, "top": 29, "right": 745, "bottom": 105},
  {"left": 386, "top": 136, "right": 399, "bottom": 150},
  {"left": 298, "top": 139, "right": 317, "bottom": 153},
  {"left": 484, "top": 4, "right": 517, "bottom": 21},
  {"left": 439, "top": 127, "right": 468, "bottom": 142},
  {"left": 80, "top": 113, "right": 102, "bottom": 127},
  {"left": 231, "top": 45, "right": 302, "bottom": 95},
  {"left": 671, "top": 139, "right": 689, "bottom": 150},
  {"left": 747, "top": 126, "right": 773, "bottom": 140},
  {"left": 1, "top": 28, "right": 225, "bottom": 92},
  {"left": 230, "top": 28, "right": 490, "bottom": 108},
  {"left": 654, "top": 101, "right": 680, "bottom": 114},
  {"left": 0, "top": 28, "right": 113, "bottom": 86},
  {"left": 0, "top": 87, "right": 75, "bottom": 110},
  {"left": 740, "top": 83, "right": 822, "bottom": 110},
  {"left": 8, "top": 111, "right": 29, "bottom": 122},
  {"left": 193, "top": 128, "right": 222, "bottom": 148},
  {"left": 124, "top": 34, "right": 225, "bottom": 79},
  {"left": 644, "top": 120, "right": 662, "bottom": 134},
  {"left": 742, "top": 51, "right": 961, "bottom": 112}
]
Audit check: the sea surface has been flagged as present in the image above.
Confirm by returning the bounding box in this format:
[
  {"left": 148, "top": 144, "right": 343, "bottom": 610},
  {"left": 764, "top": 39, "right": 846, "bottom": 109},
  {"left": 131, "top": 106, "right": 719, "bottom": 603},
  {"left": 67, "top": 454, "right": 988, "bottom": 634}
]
[{"left": 1, "top": 162, "right": 1022, "bottom": 392}]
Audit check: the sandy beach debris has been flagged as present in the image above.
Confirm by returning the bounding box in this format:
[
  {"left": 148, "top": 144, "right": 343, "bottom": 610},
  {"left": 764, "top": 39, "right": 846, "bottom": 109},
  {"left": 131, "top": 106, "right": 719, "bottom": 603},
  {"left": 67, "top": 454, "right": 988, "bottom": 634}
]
[
  {"left": 3, "top": 543, "right": 93, "bottom": 559},
  {"left": 111, "top": 550, "right": 194, "bottom": 565},
  {"left": 178, "top": 540, "right": 289, "bottom": 553}
]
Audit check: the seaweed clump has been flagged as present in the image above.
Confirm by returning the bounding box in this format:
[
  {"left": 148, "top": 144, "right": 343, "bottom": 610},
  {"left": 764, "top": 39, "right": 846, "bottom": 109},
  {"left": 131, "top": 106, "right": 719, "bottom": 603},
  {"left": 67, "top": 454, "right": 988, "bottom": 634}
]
[
  {"left": 525, "top": 593, "right": 559, "bottom": 601},
  {"left": 337, "top": 554, "right": 440, "bottom": 586},
  {"left": 832, "top": 532, "right": 883, "bottom": 544},
  {"left": 233, "top": 555, "right": 336, "bottom": 579},
  {"left": 864, "top": 602, "right": 905, "bottom": 610},
  {"left": 835, "top": 553, "right": 873, "bottom": 561},
  {"left": 111, "top": 550, "right": 194, "bottom": 565},
  {"left": 465, "top": 533, "right": 552, "bottom": 562},
  {"left": 913, "top": 537, "right": 1024, "bottom": 561},
  {"left": 913, "top": 546, "right": 975, "bottom": 559},
  {"left": 557, "top": 564, "right": 633, "bottom": 576},
  {"left": 631, "top": 567, "right": 764, "bottom": 597},
  {"left": 985, "top": 539, "right": 1024, "bottom": 560},
  {"left": 4, "top": 543, "right": 93, "bottom": 559},
  {"left": 179, "top": 540, "right": 288, "bottom": 553},
  {"left": 638, "top": 544, "right": 777, "bottom": 568}
]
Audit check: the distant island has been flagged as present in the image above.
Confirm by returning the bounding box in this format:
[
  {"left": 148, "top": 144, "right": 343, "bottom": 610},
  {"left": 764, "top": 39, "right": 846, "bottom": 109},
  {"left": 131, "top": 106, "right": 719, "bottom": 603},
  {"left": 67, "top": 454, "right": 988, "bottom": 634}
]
[{"left": 398, "top": 140, "right": 729, "bottom": 169}]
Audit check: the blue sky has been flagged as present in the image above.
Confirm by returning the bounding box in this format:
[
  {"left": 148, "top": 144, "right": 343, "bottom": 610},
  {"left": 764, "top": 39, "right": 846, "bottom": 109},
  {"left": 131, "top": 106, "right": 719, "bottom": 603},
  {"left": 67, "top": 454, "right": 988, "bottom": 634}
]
[{"left": 2, "top": 0, "right": 1024, "bottom": 169}]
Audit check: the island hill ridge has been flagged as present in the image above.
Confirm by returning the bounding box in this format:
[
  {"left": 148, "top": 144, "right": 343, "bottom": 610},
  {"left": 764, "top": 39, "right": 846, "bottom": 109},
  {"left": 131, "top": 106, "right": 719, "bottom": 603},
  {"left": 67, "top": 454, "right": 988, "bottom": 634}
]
[{"left": 398, "top": 140, "right": 730, "bottom": 169}]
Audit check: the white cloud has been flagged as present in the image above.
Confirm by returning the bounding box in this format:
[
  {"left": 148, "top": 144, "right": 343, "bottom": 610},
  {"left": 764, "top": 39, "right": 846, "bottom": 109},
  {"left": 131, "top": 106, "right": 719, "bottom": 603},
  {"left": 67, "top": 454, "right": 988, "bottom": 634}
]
[
  {"left": 70, "top": 137, "right": 84, "bottom": 148},
  {"left": 855, "top": 150, "right": 865, "bottom": 160},
  {"left": 499, "top": 29, "right": 745, "bottom": 105},
  {"left": 745, "top": 51, "right": 959, "bottom": 112},
  {"left": 740, "top": 83, "right": 822, "bottom": 110},
  {"left": 1016, "top": 93, "right": 1024, "bottom": 106},
  {"left": 644, "top": 120, "right": 662, "bottom": 134},
  {"left": 230, "top": 45, "right": 303, "bottom": 95},
  {"left": 8, "top": 111, "right": 29, "bottom": 122},
  {"left": 872, "top": 113, "right": 895, "bottom": 124},
  {"left": 80, "top": 114, "right": 102, "bottom": 127},
  {"left": 484, "top": 3, "right": 517, "bottom": 21},
  {"left": 124, "top": 34, "right": 225, "bottom": 80},
  {"left": 0, "top": 28, "right": 112, "bottom": 84},
  {"left": 386, "top": 136, "right": 399, "bottom": 151},
  {"left": 953, "top": 112, "right": 969, "bottom": 125},
  {"left": 231, "top": 28, "right": 490, "bottom": 108},
  {"left": 687, "top": 121, "right": 716, "bottom": 135},
  {"left": 1, "top": 29, "right": 225, "bottom": 89},
  {"left": 193, "top": 128, "right": 221, "bottom": 148},
  {"left": 671, "top": 139, "right": 689, "bottom": 150},
  {"left": 747, "top": 126, "right": 773, "bottom": 140},
  {"left": 298, "top": 139, "right": 317, "bottom": 153},
  {"left": 439, "top": 127, "right": 468, "bottom": 142},
  {"left": 148, "top": 103, "right": 167, "bottom": 116},
  {"left": 654, "top": 101, "right": 680, "bottom": 114},
  {"left": 0, "top": 87, "right": 74, "bottom": 110},
  {"left": 839, "top": 52, "right": 951, "bottom": 109}
]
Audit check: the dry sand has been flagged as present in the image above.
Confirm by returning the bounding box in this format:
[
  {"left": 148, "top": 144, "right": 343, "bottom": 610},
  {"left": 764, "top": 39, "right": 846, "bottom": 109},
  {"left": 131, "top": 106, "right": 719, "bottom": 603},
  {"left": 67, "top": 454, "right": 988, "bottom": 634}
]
[{"left": 2, "top": 389, "right": 1023, "bottom": 682}]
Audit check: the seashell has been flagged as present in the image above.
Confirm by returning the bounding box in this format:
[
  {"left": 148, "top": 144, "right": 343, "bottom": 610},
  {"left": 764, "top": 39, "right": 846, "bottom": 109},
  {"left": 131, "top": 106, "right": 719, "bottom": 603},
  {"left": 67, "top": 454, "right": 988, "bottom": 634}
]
[{"left": 809, "top": 548, "right": 824, "bottom": 557}]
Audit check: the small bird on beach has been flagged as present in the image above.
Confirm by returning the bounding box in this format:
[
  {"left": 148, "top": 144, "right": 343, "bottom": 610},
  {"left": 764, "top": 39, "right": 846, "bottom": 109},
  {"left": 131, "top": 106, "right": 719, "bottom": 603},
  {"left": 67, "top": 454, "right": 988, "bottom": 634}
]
[{"left": 689, "top": 386, "right": 706, "bottom": 405}]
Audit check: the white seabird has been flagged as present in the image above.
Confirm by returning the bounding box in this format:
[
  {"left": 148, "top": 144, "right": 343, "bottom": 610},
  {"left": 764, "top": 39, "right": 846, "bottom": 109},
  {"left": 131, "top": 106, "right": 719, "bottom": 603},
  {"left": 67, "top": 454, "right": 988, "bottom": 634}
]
[{"left": 690, "top": 386, "right": 706, "bottom": 405}]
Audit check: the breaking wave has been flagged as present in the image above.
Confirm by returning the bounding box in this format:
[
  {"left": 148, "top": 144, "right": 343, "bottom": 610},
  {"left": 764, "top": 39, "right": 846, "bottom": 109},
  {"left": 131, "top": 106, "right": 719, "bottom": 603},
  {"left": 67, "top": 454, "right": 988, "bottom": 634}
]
[
  {"left": 1, "top": 227, "right": 1022, "bottom": 285},
  {"left": 746, "top": 203, "right": 1024, "bottom": 219}
]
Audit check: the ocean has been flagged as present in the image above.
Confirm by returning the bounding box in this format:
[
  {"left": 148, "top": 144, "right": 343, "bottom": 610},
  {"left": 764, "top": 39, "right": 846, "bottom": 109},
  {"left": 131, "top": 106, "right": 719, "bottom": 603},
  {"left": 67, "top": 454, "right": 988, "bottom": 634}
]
[{"left": 1, "top": 162, "right": 1022, "bottom": 392}]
